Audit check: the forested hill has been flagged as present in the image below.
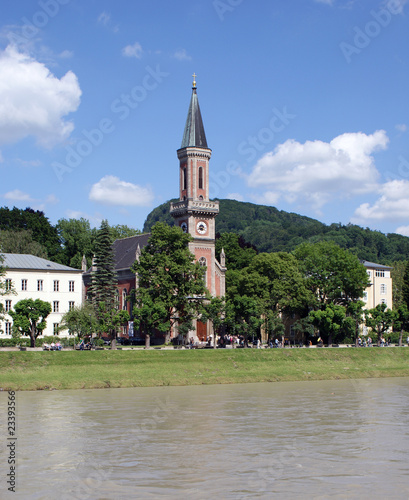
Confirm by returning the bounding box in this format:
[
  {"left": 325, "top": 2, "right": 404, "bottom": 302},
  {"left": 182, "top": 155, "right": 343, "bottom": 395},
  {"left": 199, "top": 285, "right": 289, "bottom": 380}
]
[{"left": 143, "top": 199, "right": 409, "bottom": 265}]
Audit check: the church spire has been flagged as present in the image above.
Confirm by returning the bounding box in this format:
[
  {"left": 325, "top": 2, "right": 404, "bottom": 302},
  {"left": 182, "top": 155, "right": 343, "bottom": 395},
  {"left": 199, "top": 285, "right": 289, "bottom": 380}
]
[{"left": 181, "top": 74, "right": 208, "bottom": 149}]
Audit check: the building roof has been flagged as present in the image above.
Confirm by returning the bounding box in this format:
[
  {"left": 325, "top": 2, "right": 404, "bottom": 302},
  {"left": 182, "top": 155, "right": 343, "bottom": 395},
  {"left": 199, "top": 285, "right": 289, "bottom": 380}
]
[
  {"left": 113, "top": 233, "right": 151, "bottom": 271},
  {"left": 180, "top": 87, "right": 208, "bottom": 149},
  {"left": 362, "top": 260, "right": 392, "bottom": 270},
  {"left": 2, "top": 253, "right": 81, "bottom": 272}
]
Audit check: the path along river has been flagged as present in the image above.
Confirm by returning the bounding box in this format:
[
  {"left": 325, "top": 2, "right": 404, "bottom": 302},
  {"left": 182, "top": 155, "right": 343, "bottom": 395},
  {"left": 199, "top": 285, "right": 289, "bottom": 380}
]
[{"left": 1, "top": 377, "right": 409, "bottom": 499}]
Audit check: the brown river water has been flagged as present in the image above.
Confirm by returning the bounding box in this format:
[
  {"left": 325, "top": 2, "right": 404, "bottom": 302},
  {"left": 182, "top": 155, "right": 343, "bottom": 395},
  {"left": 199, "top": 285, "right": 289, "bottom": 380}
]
[{"left": 1, "top": 377, "right": 409, "bottom": 499}]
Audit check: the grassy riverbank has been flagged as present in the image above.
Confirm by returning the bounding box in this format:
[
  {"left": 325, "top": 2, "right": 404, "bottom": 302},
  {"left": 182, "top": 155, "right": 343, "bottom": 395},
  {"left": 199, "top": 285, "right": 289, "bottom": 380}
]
[{"left": 1, "top": 347, "right": 409, "bottom": 391}]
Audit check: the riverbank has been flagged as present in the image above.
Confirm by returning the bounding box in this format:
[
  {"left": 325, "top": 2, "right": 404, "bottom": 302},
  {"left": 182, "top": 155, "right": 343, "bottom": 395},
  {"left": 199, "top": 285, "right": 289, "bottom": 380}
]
[{"left": 1, "top": 347, "right": 409, "bottom": 391}]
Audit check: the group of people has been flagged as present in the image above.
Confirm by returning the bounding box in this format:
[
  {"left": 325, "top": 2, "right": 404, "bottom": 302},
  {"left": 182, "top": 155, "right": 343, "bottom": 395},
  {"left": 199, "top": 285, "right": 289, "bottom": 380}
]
[
  {"left": 78, "top": 339, "right": 93, "bottom": 350},
  {"left": 42, "top": 342, "right": 62, "bottom": 351}
]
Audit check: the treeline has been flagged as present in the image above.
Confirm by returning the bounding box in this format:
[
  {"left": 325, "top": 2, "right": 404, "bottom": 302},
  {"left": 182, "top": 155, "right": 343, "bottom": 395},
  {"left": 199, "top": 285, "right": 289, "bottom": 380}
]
[
  {"left": 144, "top": 198, "right": 409, "bottom": 265},
  {"left": 0, "top": 207, "right": 141, "bottom": 269}
]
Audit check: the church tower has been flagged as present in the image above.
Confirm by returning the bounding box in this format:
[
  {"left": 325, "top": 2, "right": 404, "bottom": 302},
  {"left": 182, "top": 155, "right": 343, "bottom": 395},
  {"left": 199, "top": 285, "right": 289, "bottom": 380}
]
[{"left": 170, "top": 75, "right": 226, "bottom": 340}]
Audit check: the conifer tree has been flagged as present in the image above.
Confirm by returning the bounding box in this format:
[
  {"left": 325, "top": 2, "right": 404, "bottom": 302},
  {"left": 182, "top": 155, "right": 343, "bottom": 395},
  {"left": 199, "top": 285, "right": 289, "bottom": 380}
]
[{"left": 89, "top": 220, "right": 117, "bottom": 338}]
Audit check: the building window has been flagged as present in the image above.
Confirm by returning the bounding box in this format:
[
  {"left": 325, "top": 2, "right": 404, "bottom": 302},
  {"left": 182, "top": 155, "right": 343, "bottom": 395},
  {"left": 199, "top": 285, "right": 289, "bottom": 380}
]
[
  {"left": 69, "top": 301, "right": 75, "bottom": 311},
  {"left": 5, "top": 322, "right": 11, "bottom": 335},
  {"left": 375, "top": 270, "right": 385, "bottom": 277},
  {"left": 363, "top": 291, "right": 368, "bottom": 302},
  {"left": 115, "top": 289, "right": 119, "bottom": 310},
  {"left": 53, "top": 301, "right": 59, "bottom": 313},
  {"left": 198, "top": 257, "right": 207, "bottom": 285},
  {"left": 54, "top": 280, "right": 59, "bottom": 292},
  {"left": 21, "top": 279, "right": 27, "bottom": 291},
  {"left": 53, "top": 323, "right": 59, "bottom": 335},
  {"left": 69, "top": 281, "right": 75, "bottom": 292},
  {"left": 198, "top": 167, "right": 203, "bottom": 189},
  {"left": 5, "top": 279, "right": 12, "bottom": 291},
  {"left": 380, "top": 284, "right": 387, "bottom": 295},
  {"left": 122, "top": 289, "right": 127, "bottom": 311},
  {"left": 381, "top": 298, "right": 387, "bottom": 305},
  {"left": 183, "top": 167, "right": 187, "bottom": 190},
  {"left": 5, "top": 300, "right": 11, "bottom": 312},
  {"left": 37, "top": 280, "right": 43, "bottom": 291}
]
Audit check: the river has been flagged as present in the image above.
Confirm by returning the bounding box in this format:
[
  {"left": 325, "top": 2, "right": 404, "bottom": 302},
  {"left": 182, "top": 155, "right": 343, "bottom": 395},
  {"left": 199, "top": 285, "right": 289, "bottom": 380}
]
[{"left": 1, "top": 377, "right": 409, "bottom": 499}]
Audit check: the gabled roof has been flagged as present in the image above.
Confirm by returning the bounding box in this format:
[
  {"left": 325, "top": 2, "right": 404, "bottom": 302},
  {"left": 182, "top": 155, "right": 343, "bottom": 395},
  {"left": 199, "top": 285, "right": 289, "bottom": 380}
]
[
  {"left": 2, "top": 253, "right": 81, "bottom": 272},
  {"left": 113, "top": 233, "right": 151, "bottom": 271},
  {"left": 180, "top": 87, "right": 208, "bottom": 149}
]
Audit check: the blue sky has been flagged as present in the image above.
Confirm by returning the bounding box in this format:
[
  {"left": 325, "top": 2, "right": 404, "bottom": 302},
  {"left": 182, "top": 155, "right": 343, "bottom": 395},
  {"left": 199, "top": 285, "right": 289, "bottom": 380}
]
[{"left": 0, "top": 0, "right": 408, "bottom": 236}]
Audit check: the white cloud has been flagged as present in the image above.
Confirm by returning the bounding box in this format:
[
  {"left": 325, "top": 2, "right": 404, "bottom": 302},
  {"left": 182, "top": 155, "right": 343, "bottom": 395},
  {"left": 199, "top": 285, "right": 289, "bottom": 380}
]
[
  {"left": 226, "top": 192, "right": 245, "bottom": 202},
  {"left": 173, "top": 49, "right": 192, "bottom": 61},
  {"left": 59, "top": 50, "right": 73, "bottom": 59},
  {"left": 97, "top": 12, "right": 111, "bottom": 26},
  {"left": 122, "top": 42, "right": 143, "bottom": 59},
  {"left": 247, "top": 130, "right": 388, "bottom": 211},
  {"left": 395, "top": 225, "right": 409, "bottom": 237},
  {"left": 4, "top": 189, "right": 33, "bottom": 202},
  {"left": 352, "top": 179, "right": 409, "bottom": 224},
  {"left": 315, "top": 0, "right": 334, "bottom": 4},
  {"left": 89, "top": 176, "right": 154, "bottom": 207},
  {"left": 0, "top": 45, "right": 81, "bottom": 147},
  {"left": 395, "top": 123, "right": 407, "bottom": 133}
]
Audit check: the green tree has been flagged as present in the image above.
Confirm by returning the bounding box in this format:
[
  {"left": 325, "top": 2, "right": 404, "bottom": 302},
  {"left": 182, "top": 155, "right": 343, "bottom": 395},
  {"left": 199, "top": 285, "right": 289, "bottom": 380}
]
[
  {"left": 309, "top": 303, "right": 347, "bottom": 345},
  {"left": 9, "top": 298, "right": 51, "bottom": 347},
  {"left": 131, "top": 222, "right": 207, "bottom": 348},
  {"left": 57, "top": 218, "right": 96, "bottom": 269},
  {"left": 365, "top": 303, "right": 396, "bottom": 345},
  {"left": 402, "top": 260, "right": 409, "bottom": 310},
  {"left": 345, "top": 300, "right": 366, "bottom": 346},
  {"left": 201, "top": 296, "right": 226, "bottom": 347},
  {"left": 393, "top": 304, "right": 409, "bottom": 346},
  {"left": 0, "top": 229, "right": 48, "bottom": 258},
  {"left": 391, "top": 260, "right": 407, "bottom": 308},
  {"left": 215, "top": 232, "right": 257, "bottom": 271},
  {"left": 59, "top": 303, "right": 98, "bottom": 339},
  {"left": 88, "top": 220, "right": 118, "bottom": 342},
  {"left": 293, "top": 241, "right": 370, "bottom": 309},
  {"left": 109, "top": 224, "right": 141, "bottom": 241}
]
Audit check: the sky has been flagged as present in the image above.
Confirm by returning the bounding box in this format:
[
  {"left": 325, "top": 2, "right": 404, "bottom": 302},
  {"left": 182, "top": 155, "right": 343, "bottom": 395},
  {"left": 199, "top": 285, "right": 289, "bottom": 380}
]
[{"left": 0, "top": 0, "right": 408, "bottom": 236}]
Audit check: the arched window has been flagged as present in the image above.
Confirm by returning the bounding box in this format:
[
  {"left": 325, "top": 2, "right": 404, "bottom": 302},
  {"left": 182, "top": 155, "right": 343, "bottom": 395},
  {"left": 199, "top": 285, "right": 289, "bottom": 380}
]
[
  {"left": 122, "top": 289, "right": 127, "bottom": 310},
  {"left": 198, "top": 167, "right": 203, "bottom": 189}
]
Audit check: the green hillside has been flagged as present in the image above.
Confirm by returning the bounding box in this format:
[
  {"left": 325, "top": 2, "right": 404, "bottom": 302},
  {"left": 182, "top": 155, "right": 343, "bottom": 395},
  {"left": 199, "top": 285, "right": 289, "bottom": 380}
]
[{"left": 143, "top": 199, "right": 409, "bottom": 264}]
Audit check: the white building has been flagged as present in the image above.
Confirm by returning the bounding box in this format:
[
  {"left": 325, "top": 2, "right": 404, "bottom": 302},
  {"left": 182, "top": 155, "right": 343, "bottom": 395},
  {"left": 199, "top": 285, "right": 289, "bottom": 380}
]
[
  {"left": 362, "top": 260, "right": 393, "bottom": 311},
  {"left": 1, "top": 254, "right": 83, "bottom": 338}
]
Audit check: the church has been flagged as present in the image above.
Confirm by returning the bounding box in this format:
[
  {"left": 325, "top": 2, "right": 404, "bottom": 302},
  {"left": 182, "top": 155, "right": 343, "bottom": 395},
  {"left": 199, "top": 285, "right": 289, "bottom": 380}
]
[{"left": 93, "top": 76, "right": 226, "bottom": 343}]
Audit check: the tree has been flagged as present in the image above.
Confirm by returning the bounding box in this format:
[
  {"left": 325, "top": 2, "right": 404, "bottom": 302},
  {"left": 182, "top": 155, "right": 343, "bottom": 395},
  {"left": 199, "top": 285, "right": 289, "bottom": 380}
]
[
  {"left": 0, "top": 207, "right": 61, "bottom": 261},
  {"left": 215, "top": 232, "right": 257, "bottom": 271},
  {"left": 109, "top": 224, "right": 141, "bottom": 241},
  {"left": 59, "top": 303, "right": 98, "bottom": 339},
  {"left": 402, "top": 260, "right": 409, "bottom": 310},
  {"left": 309, "top": 303, "right": 347, "bottom": 345},
  {"left": 9, "top": 299, "right": 51, "bottom": 347},
  {"left": 293, "top": 241, "right": 370, "bottom": 309},
  {"left": 57, "top": 218, "right": 96, "bottom": 269},
  {"left": 365, "top": 303, "right": 396, "bottom": 345},
  {"left": 201, "top": 296, "right": 226, "bottom": 347},
  {"left": 345, "top": 300, "right": 366, "bottom": 347},
  {"left": 88, "top": 220, "right": 118, "bottom": 342},
  {"left": 0, "top": 229, "right": 48, "bottom": 258},
  {"left": 391, "top": 260, "right": 407, "bottom": 308},
  {"left": 131, "top": 222, "right": 207, "bottom": 348},
  {"left": 393, "top": 304, "right": 409, "bottom": 346}
]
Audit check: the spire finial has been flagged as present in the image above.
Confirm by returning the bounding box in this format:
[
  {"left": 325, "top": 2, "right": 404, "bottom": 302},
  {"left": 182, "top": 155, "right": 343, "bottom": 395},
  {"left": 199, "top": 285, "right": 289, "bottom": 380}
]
[{"left": 192, "top": 72, "right": 197, "bottom": 89}]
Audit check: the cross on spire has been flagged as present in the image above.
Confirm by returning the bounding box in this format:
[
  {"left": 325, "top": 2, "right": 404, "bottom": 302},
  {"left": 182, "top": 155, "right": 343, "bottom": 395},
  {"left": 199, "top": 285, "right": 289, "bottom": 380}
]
[{"left": 192, "top": 72, "right": 197, "bottom": 89}]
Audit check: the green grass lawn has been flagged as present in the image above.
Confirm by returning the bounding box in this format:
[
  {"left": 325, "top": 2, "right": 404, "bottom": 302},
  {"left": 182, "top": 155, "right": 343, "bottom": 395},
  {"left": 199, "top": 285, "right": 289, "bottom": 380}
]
[{"left": 1, "top": 347, "right": 409, "bottom": 391}]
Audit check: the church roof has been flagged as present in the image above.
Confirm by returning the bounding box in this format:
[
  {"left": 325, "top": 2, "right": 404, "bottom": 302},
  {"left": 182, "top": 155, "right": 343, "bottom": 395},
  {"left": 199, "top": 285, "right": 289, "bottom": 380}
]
[
  {"left": 112, "top": 233, "right": 151, "bottom": 271},
  {"left": 181, "top": 86, "right": 208, "bottom": 149}
]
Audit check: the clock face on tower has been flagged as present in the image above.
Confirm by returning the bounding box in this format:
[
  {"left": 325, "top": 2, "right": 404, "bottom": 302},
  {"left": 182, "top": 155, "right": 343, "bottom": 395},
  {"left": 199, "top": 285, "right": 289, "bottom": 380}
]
[
  {"left": 196, "top": 221, "right": 207, "bottom": 235},
  {"left": 180, "top": 222, "right": 188, "bottom": 233}
]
